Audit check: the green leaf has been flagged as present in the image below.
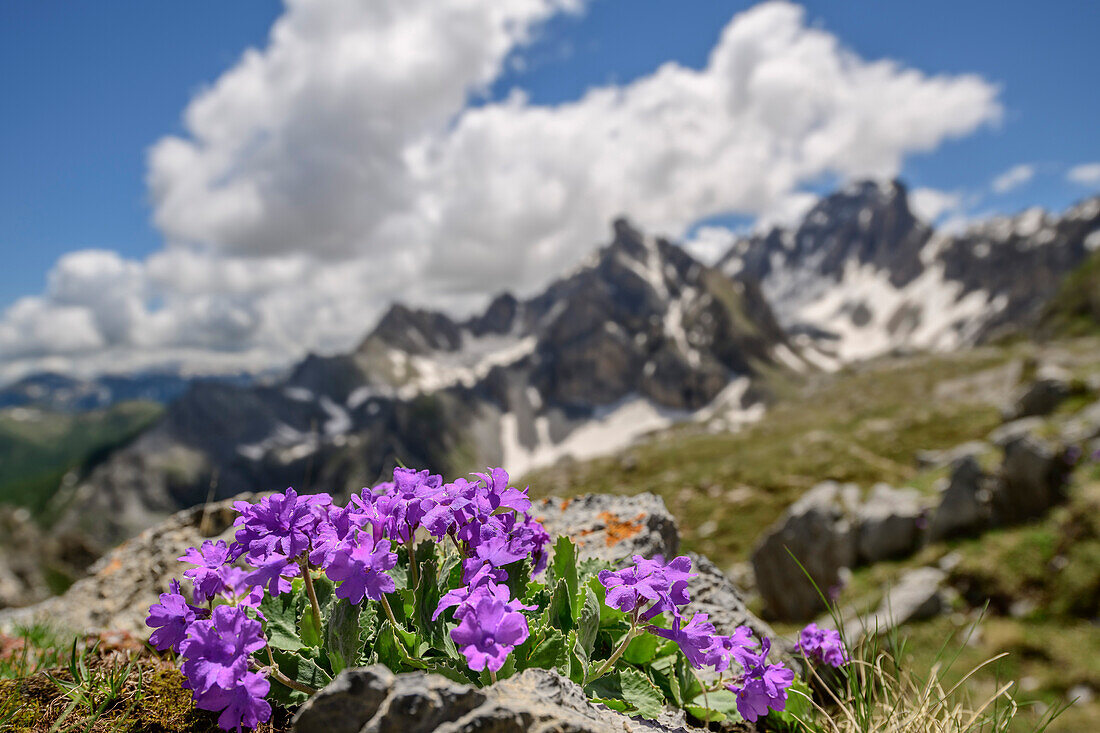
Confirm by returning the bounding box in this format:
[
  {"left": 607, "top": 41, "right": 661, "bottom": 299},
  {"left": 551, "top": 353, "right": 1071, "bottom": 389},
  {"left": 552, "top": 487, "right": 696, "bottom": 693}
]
[
  {"left": 259, "top": 592, "right": 303, "bottom": 652},
  {"left": 689, "top": 689, "right": 741, "bottom": 724},
  {"left": 622, "top": 633, "right": 659, "bottom": 665},
  {"left": 551, "top": 536, "right": 580, "bottom": 622},
  {"left": 590, "top": 696, "right": 629, "bottom": 712},
  {"left": 356, "top": 602, "right": 380, "bottom": 664},
  {"left": 503, "top": 558, "right": 532, "bottom": 601},
  {"left": 325, "top": 598, "right": 361, "bottom": 675},
  {"left": 376, "top": 621, "right": 427, "bottom": 671},
  {"left": 766, "top": 677, "right": 812, "bottom": 726},
  {"left": 573, "top": 586, "right": 600, "bottom": 673},
  {"left": 588, "top": 576, "right": 626, "bottom": 628},
  {"left": 549, "top": 579, "right": 573, "bottom": 632},
  {"left": 522, "top": 628, "right": 565, "bottom": 671},
  {"left": 676, "top": 654, "right": 704, "bottom": 703},
  {"left": 298, "top": 575, "right": 335, "bottom": 648},
  {"left": 413, "top": 553, "right": 448, "bottom": 649},
  {"left": 565, "top": 629, "right": 584, "bottom": 684},
  {"left": 646, "top": 665, "right": 681, "bottom": 707},
  {"left": 268, "top": 649, "right": 333, "bottom": 707},
  {"left": 619, "top": 667, "right": 664, "bottom": 720}
]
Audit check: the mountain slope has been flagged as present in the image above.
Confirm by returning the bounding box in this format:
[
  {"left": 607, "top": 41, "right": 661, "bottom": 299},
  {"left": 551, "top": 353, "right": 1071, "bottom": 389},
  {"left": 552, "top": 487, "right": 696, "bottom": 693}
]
[
  {"left": 719, "top": 181, "right": 1100, "bottom": 363},
  {"left": 52, "top": 220, "right": 796, "bottom": 548}
]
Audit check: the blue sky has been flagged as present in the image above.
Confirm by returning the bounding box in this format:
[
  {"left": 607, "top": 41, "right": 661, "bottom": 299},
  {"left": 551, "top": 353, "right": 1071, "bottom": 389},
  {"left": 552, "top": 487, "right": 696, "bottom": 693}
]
[{"left": 1, "top": 0, "right": 1098, "bottom": 378}]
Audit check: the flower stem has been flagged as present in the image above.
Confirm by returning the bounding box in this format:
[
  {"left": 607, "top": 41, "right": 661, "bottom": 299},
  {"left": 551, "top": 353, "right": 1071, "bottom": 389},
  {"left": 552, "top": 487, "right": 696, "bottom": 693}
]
[
  {"left": 299, "top": 558, "right": 323, "bottom": 642},
  {"left": 255, "top": 653, "right": 318, "bottom": 696},
  {"left": 490, "top": 669, "right": 498, "bottom": 685},
  {"left": 584, "top": 615, "right": 639, "bottom": 686},
  {"left": 380, "top": 594, "right": 400, "bottom": 629},
  {"left": 406, "top": 536, "right": 419, "bottom": 590}
]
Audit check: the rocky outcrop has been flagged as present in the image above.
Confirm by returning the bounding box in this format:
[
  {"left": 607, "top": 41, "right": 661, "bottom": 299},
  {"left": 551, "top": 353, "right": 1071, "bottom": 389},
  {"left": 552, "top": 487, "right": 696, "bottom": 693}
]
[
  {"left": 991, "top": 435, "right": 1070, "bottom": 525},
  {"left": 534, "top": 493, "right": 679, "bottom": 564},
  {"left": 751, "top": 482, "right": 860, "bottom": 621},
  {"left": 1005, "top": 366, "right": 1074, "bottom": 419},
  {"left": 292, "top": 666, "right": 708, "bottom": 733},
  {"left": 927, "top": 456, "right": 993, "bottom": 542},
  {"left": 856, "top": 484, "right": 923, "bottom": 563},
  {"left": 836, "top": 567, "right": 948, "bottom": 640}
]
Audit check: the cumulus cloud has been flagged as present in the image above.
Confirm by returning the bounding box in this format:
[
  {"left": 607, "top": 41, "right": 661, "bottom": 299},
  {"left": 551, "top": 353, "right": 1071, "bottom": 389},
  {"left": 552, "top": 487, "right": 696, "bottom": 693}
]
[
  {"left": 909, "top": 187, "right": 963, "bottom": 223},
  {"left": 1067, "top": 162, "right": 1100, "bottom": 186},
  {"left": 991, "top": 163, "right": 1035, "bottom": 193},
  {"left": 0, "top": 0, "right": 1003, "bottom": 381}
]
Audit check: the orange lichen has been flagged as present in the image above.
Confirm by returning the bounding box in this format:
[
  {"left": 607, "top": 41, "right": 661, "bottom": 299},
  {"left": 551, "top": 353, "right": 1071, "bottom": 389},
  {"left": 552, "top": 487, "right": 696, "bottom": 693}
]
[{"left": 598, "top": 511, "right": 646, "bottom": 547}]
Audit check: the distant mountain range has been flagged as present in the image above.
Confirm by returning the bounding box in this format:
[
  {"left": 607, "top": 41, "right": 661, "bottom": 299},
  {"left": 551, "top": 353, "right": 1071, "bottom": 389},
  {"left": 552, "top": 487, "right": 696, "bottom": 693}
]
[
  {"left": 13, "top": 179, "right": 1100, "bottom": 550},
  {"left": 720, "top": 180, "right": 1100, "bottom": 363},
  {"left": 0, "top": 371, "right": 256, "bottom": 412}
]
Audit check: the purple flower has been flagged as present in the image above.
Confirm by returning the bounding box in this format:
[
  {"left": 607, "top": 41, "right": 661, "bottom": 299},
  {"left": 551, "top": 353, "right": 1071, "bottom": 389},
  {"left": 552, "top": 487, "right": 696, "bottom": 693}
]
[
  {"left": 647, "top": 613, "right": 717, "bottom": 669},
  {"left": 325, "top": 536, "right": 398, "bottom": 604},
  {"left": 796, "top": 622, "right": 848, "bottom": 668},
  {"left": 598, "top": 565, "right": 663, "bottom": 613},
  {"left": 704, "top": 625, "right": 758, "bottom": 673},
  {"left": 219, "top": 567, "right": 265, "bottom": 609},
  {"left": 450, "top": 588, "right": 530, "bottom": 672},
  {"left": 726, "top": 638, "right": 796, "bottom": 723},
  {"left": 180, "top": 605, "right": 267, "bottom": 695},
  {"left": 598, "top": 554, "right": 695, "bottom": 620},
  {"left": 308, "top": 503, "right": 365, "bottom": 567},
  {"left": 243, "top": 553, "right": 299, "bottom": 597},
  {"left": 232, "top": 488, "right": 331, "bottom": 563},
  {"left": 435, "top": 577, "right": 534, "bottom": 622},
  {"left": 146, "top": 580, "right": 207, "bottom": 653},
  {"left": 193, "top": 671, "right": 272, "bottom": 732},
  {"left": 472, "top": 467, "right": 531, "bottom": 515},
  {"left": 179, "top": 540, "right": 233, "bottom": 602}
]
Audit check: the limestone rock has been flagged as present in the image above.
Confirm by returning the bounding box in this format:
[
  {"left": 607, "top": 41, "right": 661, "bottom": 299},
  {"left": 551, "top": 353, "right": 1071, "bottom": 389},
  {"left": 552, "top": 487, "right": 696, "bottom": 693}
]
[
  {"left": 991, "top": 435, "right": 1069, "bottom": 525},
  {"left": 839, "top": 567, "right": 947, "bottom": 639},
  {"left": 292, "top": 666, "right": 717, "bottom": 733},
  {"left": 1006, "top": 366, "right": 1073, "bottom": 419},
  {"left": 915, "top": 441, "right": 988, "bottom": 470},
  {"left": 534, "top": 493, "right": 679, "bottom": 564},
  {"left": 987, "top": 417, "right": 1045, "bottom": 448},
  {"left": 927, "top": 457, "right": 992, "bottom": 542},
  {"left": 856, "top": 484, "right": 923, "bottom": 563},
  {"left": 752, "top": 481, "right": 859, "bottom": 621}
]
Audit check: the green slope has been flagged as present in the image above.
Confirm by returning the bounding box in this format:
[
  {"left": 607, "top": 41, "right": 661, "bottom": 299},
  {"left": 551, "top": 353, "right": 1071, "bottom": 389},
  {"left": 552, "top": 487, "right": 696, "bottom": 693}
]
[{"left": 0, "top": 401, "right": 163, "bottom": 517}]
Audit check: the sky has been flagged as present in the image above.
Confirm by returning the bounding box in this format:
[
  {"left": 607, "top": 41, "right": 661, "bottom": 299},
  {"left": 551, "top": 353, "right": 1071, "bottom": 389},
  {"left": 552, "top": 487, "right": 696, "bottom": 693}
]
[{"left": 1, "top": 0, "right": 1098, "bottom": 381}]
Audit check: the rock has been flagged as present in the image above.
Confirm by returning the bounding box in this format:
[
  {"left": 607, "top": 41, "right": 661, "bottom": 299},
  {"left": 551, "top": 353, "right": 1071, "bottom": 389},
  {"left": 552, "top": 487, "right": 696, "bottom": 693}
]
[
  {"left": 292, "top": 666, "right": 710, "bottom": 733},
  {"left": 752, "top": 481, "right": 859, "bottom": 621},
  {"left": 1005, "top": 366, "right": 1073, "bottom": 419},
  {"left": 534, "top": 493, "right": 679, "bottom": 565},
  {"left": 856, "top": 484, "right": 923, "bottom": 563},
  {"left": 991, "top": 435, "right": 1069, "bottom": 525},
  {"left": 0, "top": 495, "right": 246, "bottom": 635},
  {"left": 987, "top": 417, "right": 1045, "bottom": 448},
  {"left": 1060, "top": 399, "right": 1100, "bottom": 444},
  {"left": 927, "top": 457, "right": 992, "bottom": 542},
  {"left": 915, "top": 441, "right": 989, "bottom": 470},
  {"left": 685, "top": 552, "right": 776, "bottom": 644},
  {"left": 842, "top": 567, "right": 947, "bottom": 638}
]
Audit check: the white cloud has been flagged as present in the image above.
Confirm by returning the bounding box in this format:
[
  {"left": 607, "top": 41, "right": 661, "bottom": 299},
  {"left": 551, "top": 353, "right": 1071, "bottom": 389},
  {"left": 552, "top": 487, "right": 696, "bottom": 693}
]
[
  {"left": 991, "top": 163, "right": 1035, "bottom": 193},
  {"left": 1067, "top": 162, "right": 1100, "bottom": 186},
  {"left": 681, "top": 226, "right": 741, "bottom": 264},
  {"left": 909, "top": 187, "right": 962, "bottom": 223},
  {"left": 0, "top": 0, "right": 1002, "bottom": 381}
]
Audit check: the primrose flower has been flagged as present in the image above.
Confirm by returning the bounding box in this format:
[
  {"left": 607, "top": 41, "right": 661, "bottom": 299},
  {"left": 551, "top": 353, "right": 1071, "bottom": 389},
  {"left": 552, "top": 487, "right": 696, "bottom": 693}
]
[
  {"left": 450, "top": 588, "right": 530, "bottom": 672},
  {"left": 179, "top": 540, "right": 233, "bottom": 602},
  {"left": 325, "top": 536, "right": 398, "bottom": 604},
  {"left": 704, "top": 625, "right": 758, "bottom": 673},
  {"left": 180, "top": 605, "right": 267, "bottom": 695},
  {"left": 472, "top": 467, "right": 531, "bottom": 515},
  {"left": 647, "top": 613, "right": 717, "bottom": 669},
  {"left": 193, "top": 670, "right": 272, "bottom": 732},
  {"left": 243, "top": 554, "right": 299, "bottom": 597},
  {"left": 726, "top": 638, "right": 796, "bottom": 723},
  {"left": 598, "top": 554, "right": 695, "bottom": 619},
  {"left": 231, "top": 488, "right": 331, "bottom": 563},
  {"left": 146, "top": 580, "right": 207, "bottom": 653},
  {"left": 796, "top": 622, "right": 849, "bottom": 668},
  {"left": 219, "top": 567, "right": 265, "bottom": 609}
]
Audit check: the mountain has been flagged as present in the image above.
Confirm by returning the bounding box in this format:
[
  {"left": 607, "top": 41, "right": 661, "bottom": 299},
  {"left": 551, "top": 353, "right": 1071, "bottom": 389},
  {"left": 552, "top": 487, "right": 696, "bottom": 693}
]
[
  {"left": 51, "top": 219, "right": 798, "bottom": 548},
  {"left": 0, "top": 371, "right": 256, "bottom": 412},
  {"left": 719, "top": 180, "right": 1100, "bottom": 364},
  {"left": 1038, "top": 248, "right": 1100, "bottom": 338}
]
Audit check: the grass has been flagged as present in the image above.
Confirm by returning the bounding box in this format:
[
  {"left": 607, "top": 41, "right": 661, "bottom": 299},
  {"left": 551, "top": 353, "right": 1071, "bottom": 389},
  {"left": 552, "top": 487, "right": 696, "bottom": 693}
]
[
  {"left": 524, "top": 347, "right": 1013, "bottom": 565},
  {"left": 0, "top": 401, "right": 162, "bottom": 518}
]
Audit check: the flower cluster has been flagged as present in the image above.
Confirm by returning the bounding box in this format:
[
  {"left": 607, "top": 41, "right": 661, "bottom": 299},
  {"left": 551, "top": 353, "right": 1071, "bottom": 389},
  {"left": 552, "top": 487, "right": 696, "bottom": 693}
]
[
  {"left": 600, "top": 554, "right": 796, "bottom": 723},
  {"left": 796, "top": 622, "right": 849, "bottom": 668},
  {"left": 146, "top": 467, "right": 550, "bottom": 729}
]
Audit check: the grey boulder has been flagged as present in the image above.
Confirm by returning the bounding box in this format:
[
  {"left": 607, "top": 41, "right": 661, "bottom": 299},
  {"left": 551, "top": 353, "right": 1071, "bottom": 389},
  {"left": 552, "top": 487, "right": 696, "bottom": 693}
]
[
  {"left": 927, "top": 456, "right": 992, "bottom": 542},
  {"left": 856, "top": 484, "right": 923, "bottom": 563},
  {"left": 291, "top": 666, "right": 715, "bottom": 733}
]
